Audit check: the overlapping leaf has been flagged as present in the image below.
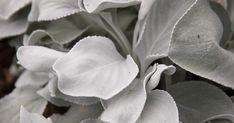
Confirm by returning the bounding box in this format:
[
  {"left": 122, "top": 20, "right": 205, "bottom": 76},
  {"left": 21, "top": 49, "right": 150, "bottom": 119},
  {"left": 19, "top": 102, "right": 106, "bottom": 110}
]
[
  {"left": 0, "top": 87, "right": 47, "bottom": 123},
  {"left": 28, "top": 0, "right": 83, "bottom": 21},
  {"left": 133, "top": 0, "right": 196, "bottom": 74},
  {"left": 0, "top": 8, "right": 29, "bottom": 40},
  {"left": 47, "top": 74, "right": 100, "bottom": 105},
  {"left": 100, "top": 64, "right": 177, "bottom": 123},
  {"left": 168, "top": 0, "right": 234, "bottom": 89},
  {"left": 24, "top": 18, "right": 88, "bottom": 46},
  {"left": 83, "top": 0, "right": 140, "bottom": 13},
  {"left": 17, "top": 45, "right": 65, "bottom": 72},
  {"left": 168, "top": 81, "right": 234, "bottom": 123},
  {"left": 50, "top": 103, "right": 103, "bottom": 123},
  {"left": 20, "top": 107, "right": 53, "bottom": 123},
  {"left": 0, "top": 0, "right": 31, "bottom": 20},
  {"left": 53, "top": 36, "right": 138, "bottom": 99},
  {"left": 136, "top": 90, "right": 178, "bottom": 123}
]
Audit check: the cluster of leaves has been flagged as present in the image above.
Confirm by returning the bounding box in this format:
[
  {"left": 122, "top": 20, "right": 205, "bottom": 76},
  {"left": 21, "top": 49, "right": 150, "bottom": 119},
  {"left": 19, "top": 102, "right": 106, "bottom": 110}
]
[{"left": 1, "top": 0, "right": 234, "bottom": 123}]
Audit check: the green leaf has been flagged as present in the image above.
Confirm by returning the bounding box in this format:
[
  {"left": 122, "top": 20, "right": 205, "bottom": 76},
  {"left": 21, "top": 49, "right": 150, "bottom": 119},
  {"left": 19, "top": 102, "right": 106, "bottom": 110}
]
[{"left": 168, "top": 81, "right": 234, "bottom": 123}]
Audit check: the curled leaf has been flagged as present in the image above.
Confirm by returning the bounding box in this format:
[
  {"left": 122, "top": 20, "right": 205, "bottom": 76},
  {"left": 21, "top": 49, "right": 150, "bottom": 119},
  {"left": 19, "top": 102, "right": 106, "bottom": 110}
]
[{"left": 53, "top": 36, "right": 138, "bottom": 99}]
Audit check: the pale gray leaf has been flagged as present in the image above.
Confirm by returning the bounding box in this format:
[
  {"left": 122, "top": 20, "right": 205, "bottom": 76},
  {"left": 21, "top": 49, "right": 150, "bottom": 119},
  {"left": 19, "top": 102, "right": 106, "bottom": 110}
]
[
  {"left": 48, "top": 74, "right": 99, "bottom": 105},
  {"left": 37, "top": 84, "right": 71, "bottom": 107},
  {"left": 0, "top": 0, "right": 31, "bottom": 20},
  {"left": 17, "top": 46, "right": 65, "bottom": 72},
  {"left": 136, "top": 90, "right": 179, "bottom": 123},
  {"left": 20, "top": 106, "right": 53, "bottom": 123},
  {"left": 53, "top": 36, "right": 138, "bottom": 99},
  {"left": 133, "top": 0, "right": 196, "bottom": 75},
  {"left": 100, "top": 63, "right": 173, "bottom": 123},
  {"left": 0, "top": 86, "right": 47, "bottom": 123},
  {"left": 100, "top": 79, "right": 147, "bottom": 123},
  {"left": 0, "top": 9, "right": 29, "bottom": 40},
  {"left": 168, "top": 0, "right": 234, "bottom": 89},
  {"left": 15, "top": 70, "right": 49, "bottom": 88}
]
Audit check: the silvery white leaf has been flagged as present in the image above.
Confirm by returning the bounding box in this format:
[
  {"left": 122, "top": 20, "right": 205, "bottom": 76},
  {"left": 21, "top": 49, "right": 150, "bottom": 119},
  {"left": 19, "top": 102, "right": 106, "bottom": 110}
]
[
  {"left": 168, "top": 0, "right": 234, "bottom": 89},
  {"left": 15, "top": 70, "right": 49, "bottom": 88},
  {"left": 133, "top": 0, "right": 196, "bottom": 75},
  {"left": 24, "top": 18, "right": 88, "bottom": 45},
  {"left": 53, "top": 36, "right": 138, "bottom": 99},
  {"left": 146, "top": 64, "right": 175, "bottom": 91},
  {"left": 0, "top": 0, "right": 31, "bottom": 20},
  {"left": 17, "top": 46, "right": 65, "bottom": 72},
  {"left": 48, "top": 75, "right": 99, "bottom": 105},
  {"left": 20, "top": 106, "right": 53, "bottom": 123},
  {"left": 37, "top": 84, "right": 71, "bottom": 107},
  {"left": 100, "top": 64, "right": 174, "bottom": 123},
  {"left": 136, "top": 90, "right": 179, "bottom": 123},
  {"left": 81, "top": 119, "right": 106, "bottom": 123},
  {"left": 28, "top": 0, "right": 83, "bottom": 21},
  {"left": 168, "top": 81, "right": 234, "bottom": 123},
  {"left": 100, "top": 79, "right": 147, "bottom": 123},
  {"left": 0, "top": 86, "right": 47, "bottom": 123},
  {"left": 50, "top": 103, "right": 104, "bottom": 123},
  {"left": 0, "top": 9, "right": 29, "bottom": 40},
  {"left": 83, "top": 0, "right": 140, "bottom": 13}
]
